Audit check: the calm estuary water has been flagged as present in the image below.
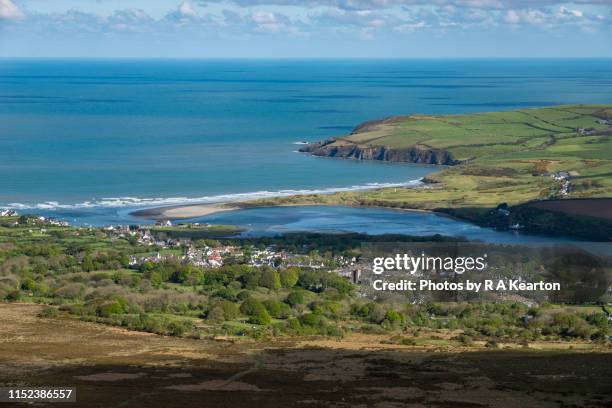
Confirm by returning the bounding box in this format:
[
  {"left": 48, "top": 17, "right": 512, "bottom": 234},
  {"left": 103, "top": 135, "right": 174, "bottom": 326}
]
[{"left": 189, "top": 206, "right": 586, "bottom": 245}]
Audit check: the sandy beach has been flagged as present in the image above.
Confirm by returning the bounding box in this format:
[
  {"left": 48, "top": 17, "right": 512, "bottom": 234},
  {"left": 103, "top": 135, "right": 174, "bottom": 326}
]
[{"left": 131, "top": 203, "right": 238, "bottom": 220}]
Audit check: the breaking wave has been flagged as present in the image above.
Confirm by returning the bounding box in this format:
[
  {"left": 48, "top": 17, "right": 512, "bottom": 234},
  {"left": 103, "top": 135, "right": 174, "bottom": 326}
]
[{"left": 4, "top": 179, "right": 423, "bottom": 211}]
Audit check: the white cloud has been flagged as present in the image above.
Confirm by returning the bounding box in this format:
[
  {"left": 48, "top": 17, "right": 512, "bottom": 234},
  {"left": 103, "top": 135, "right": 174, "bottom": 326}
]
[
  {"left": 222, "top": 0, "right": 612, "bottom": 11},
  {"left": 111, "top": 9, "right": 154, "bottom": 24},
  {"left": 106, "top": 9, "right": 154, "bottom": 32},
  {"left": 165, "top": 1, "right": 201, "bottom": 22},
  {"left": 311, "top": 7, "right": 398, "bottom": 29},
  {"left": 503, "top": 9, "right": 520, "bottom": 24},
  {"left": 501, "top": 5, "right": 598, "bottom": 28},
  {"left": 0, "top": 0, "right": 23, "bottom": 20},
  {"left": 251, "top": 10, "right": 278, "bottom": 24},
  {"left": 3, "top": 0, "right": 610, "bottom": 41},
  {"left": 250, "top": 10, "right": 282, "bottom": 32},
  {"left": 178, "top": 1, "right": 199, "bottom": 18},
  {"left": 557, "top": 6, "right": 584, "bottom": 18},
  {"left": 394, "top": 21, "right": 425, "bottom": 32}
]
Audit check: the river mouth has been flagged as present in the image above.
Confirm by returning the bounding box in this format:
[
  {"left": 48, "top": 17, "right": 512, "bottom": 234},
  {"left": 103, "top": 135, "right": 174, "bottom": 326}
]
[
  {"left": 19, "top": 203, "right": 587, "bottom": 244},
  {"left": 19, "top": 203, "right": 600, "bottom": 248},
  {"left": 176, "top": 205, "right": 584, "bottom": 245}
]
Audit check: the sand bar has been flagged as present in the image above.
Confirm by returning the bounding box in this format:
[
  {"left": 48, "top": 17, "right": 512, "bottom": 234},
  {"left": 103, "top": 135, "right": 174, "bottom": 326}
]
[{"left": 131, "top": 203, "right": 238, "bottom": 220}]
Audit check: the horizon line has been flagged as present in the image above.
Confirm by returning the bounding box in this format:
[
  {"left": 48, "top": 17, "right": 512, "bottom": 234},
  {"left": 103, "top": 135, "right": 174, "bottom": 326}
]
[{"left": 1, "top": 56, "right": 612, "bottom": 60}]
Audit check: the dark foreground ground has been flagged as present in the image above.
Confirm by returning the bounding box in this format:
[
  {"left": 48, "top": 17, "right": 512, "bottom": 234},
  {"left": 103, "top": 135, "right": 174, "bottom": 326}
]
[
  {"left": 1, "top": 304, "right": 610, "bottom": 408},
  {"left": 527, "top": 198, "right": 612, "bottom": 221}
]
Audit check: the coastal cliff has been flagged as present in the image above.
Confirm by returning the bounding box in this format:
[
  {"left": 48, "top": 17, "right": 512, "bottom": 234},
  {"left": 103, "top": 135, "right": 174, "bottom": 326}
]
[
  {"left": 299, "top": 114, "right": 460, "bottom": 165},
  {"left": 299, "top": 138, "right": 459, "bottom": 165}
]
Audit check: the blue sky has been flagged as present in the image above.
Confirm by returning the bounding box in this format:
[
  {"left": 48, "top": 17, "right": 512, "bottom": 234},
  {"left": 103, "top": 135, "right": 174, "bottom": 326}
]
[{"left": 0, "top": 0, "right": 611, "bottom": 57}]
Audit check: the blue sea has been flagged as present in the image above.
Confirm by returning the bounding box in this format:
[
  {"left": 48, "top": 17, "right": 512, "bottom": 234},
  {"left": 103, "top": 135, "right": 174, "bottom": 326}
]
[{"left": 1, "top": 59, "right": 611, "bottom": 236}]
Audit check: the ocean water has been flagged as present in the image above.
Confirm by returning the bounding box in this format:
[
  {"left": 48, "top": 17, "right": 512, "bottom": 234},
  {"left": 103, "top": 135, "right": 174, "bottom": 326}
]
[{"left": 1, "top": 59, "right": 611, "bottom": 227}]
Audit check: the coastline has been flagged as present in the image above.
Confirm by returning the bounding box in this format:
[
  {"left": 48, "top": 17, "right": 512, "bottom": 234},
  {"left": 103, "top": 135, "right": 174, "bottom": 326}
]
[
  {"left": 128, "top": 192, "right": 456, "bottom": 224},
  {"left": 128, "top": 181, "right": 432, "bottom": 220},
  {"left": 128, "top": 195, "right": 419, "bottom": 221}
]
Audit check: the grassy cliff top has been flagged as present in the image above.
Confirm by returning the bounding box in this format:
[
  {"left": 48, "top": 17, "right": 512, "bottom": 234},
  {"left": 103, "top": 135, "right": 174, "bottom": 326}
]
[{"left": 336, "top": 104, "right": 612, "bottom": 162}]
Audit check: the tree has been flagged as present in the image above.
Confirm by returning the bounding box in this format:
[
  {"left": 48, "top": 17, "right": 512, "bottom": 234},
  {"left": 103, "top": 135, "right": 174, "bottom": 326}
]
[
  {"left": 82, "top": 255, "right": 94, "bottom": 272},
  {"left": 285, "top": 290, "right": 305, "bottom": 307},
  {"left": 207, "top": 306, "right": 226, "bottom": 322},
  {"left": 240, "top": 270, "right": 262, "bottom": 290},
  {"left": 5, "top": 290, "right": 21, "bottom": 302},
  {"left": 383, "top": 310, "right": 405, "bottom": 328},
  {"left": 250, "top": 308, "right": 271, "bottom": 325},
  {"left": 214, "top": 300, "right": 239, "bottom": 320},
  {"left": 240, "top": 297, "right": 264, "bottom": 315},
  {"left": 260, "top": 268, "right": 281, "bottom": 290},
  {"left": 300, "top": 313, "right": 326, "bottom": 328},
  {"left": 263, "top": 299, "right": 290, "bottom": 319},
  {"left": 280, "top": 268, "right": 299, "bottom": 288},
  {"left": 240, "top": 297, "right": 271, "bottom": 325},
  {"left": 96, "top": 301, "right": 124, "bottom": 317},
  {"left": 167, "top": 320, "right": 191, "bottom": 336}
]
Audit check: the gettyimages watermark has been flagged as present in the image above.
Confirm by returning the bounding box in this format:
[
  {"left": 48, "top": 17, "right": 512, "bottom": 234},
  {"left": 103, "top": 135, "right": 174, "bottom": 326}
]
[
  {"left": 356, "top": 242, "right": 611, "bottom": 303},
  {"left": 371, "top": 252, "right": 560, "bottom": 292}
]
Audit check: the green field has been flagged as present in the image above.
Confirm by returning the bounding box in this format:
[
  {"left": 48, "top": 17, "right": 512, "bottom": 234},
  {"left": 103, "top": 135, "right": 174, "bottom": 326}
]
[{"left": 340, "top": 105, "right": 611, "bottom": 159}]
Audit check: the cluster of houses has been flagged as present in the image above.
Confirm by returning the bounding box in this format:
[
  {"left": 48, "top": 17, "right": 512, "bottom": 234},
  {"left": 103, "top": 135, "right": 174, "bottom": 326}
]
[
  {"left": 103, "top": 224, "right": 233, "bottom": 267},
  {"left": 129, "top": 252, "right": 172, "bottom": 267},
  {"left": 577, "top": 127, "right": 597, "bottom": 136},
  {"left": 336, "top": 266, "right": 363, "bottom": 284},
  {"left": 0, "top": 210, "right": 70, "bottom": 227},
  {"left": 248, "top": 247, "right": 357, "bottom": 270},
  {"left": 549, "top": 171, "right": 571, "bottom": 196},
  {"left": 100, "top": 223, "right": 361, "bottom": 277},
  {"left": 0, "top": 209, "right": 19, "bottom": 217},
  {"left": 105, "top": 225, "right": 191, "bottom": 247},
  {"left": 127, "top": 245, "right": 237, "bottom": 269},
  {"left": 538, "top": 171, "right": 571, "bottom": 197},
  {"left": 248, "top": 247, "right": 325, "bottom": 269},
  {"left": 35, "top": 216, "right": 70, "bottom": 227},
  {"left": 576, "top": 117, "right": 610, "bottom": 135},
  {"left": 105, "top": 225, "right": 143, "bottom": 239},
  {"left": 183, "top": 245, "right": 238, "bottom": 268},
  {"left": 115, "top": 226, "right": 357, "bottom": 272},
  {"left": 8, "top": 214, "right": 70, "bottom": 227}
]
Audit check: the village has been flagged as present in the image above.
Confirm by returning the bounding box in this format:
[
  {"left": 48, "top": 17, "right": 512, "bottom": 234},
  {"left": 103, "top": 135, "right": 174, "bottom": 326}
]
[
  {"left": 0, "top": 210, "right": 70, "bottom": 227},
  {"left": 1, "top": 211, "right": 361, "bottom": 279},
  {"left": 100, "top": 221, "right": 360, "bottom": 277}
]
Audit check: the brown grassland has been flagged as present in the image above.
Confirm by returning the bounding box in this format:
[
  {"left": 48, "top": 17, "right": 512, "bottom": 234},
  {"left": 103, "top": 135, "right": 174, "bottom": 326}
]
[{"left": 1, "top": 304, "right": 610, "bottom": 408}]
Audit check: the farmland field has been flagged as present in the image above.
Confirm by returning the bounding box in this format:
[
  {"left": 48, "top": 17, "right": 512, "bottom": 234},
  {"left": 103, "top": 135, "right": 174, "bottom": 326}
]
[{"left": 335, "top": 105, "right": 611, "bottom": 159}]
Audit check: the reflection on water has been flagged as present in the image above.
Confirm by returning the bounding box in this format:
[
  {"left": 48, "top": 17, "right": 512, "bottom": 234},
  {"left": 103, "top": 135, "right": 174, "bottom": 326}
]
[{"left": 190, "top": 206, "right": 584, "bottom": 245}]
